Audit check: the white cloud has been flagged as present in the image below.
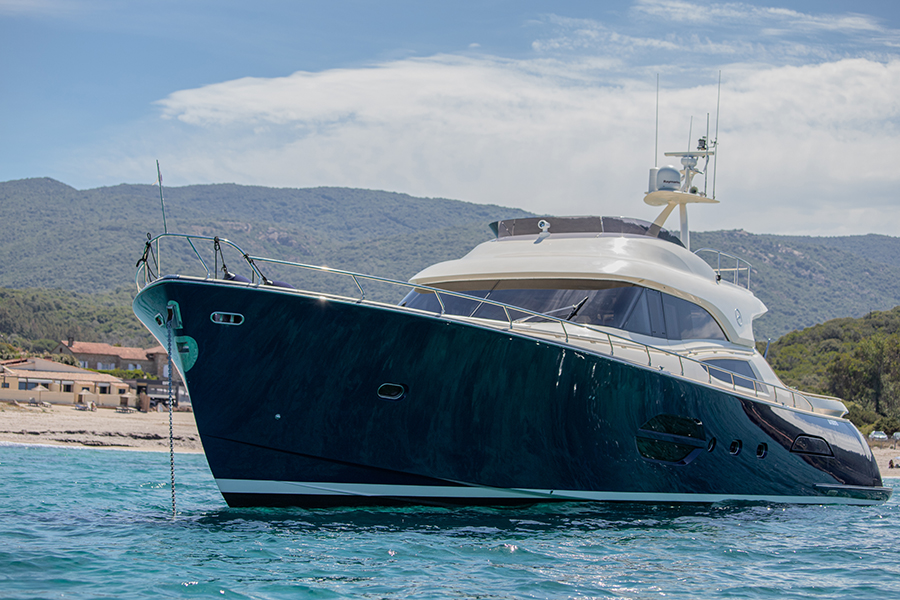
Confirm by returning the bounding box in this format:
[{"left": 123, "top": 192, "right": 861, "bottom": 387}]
[
  {"left": 88, "top": 52, "right": 900, "bottom": 237},
  {"left": 530, "top": 3, "right": 900, "bottom": 70},
  {"left": 632, "top": 0, "right": 884, "bottom": 33}
]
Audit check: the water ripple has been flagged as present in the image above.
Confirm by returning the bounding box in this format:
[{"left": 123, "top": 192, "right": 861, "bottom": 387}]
[{"left": 1, "top": 446, "right": 897, "bottom": 599}]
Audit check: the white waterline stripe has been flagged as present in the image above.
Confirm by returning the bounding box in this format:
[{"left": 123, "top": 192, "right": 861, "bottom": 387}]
[{"left": 214, "top": 479, "right": 884, "bottom": 505}]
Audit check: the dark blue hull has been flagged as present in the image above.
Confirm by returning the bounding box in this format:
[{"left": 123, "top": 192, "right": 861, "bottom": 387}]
[{"left": 134, "top": 278, "right": 890, "bottom": 506}]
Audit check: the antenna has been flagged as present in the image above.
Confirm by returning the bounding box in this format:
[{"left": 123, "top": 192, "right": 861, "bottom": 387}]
[
  {"left": 157, "top": 160, "right": 168, "bottom": 234},
  {"left": 712, "top": 71, "right": 721, "bottom": 200},
  {"left": 686, "top": 116, "right": 693, "bottom": 152},
  {"left": 155, "top": 160, "right": 168, "bottom": 276},
  {"left": 704, "top": 113, "right": 710, "bottom": 197},
  {"left": 655, "top": 74, "right": 659, "bottom": 167}
]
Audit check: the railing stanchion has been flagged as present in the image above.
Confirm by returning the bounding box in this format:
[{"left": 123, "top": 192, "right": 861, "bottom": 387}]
[
  {"left": 351, "top": 275, "right": 365, "bottom": 302},
  {"left": 186, "top": 239, "right": 211, "bottom": 279}
]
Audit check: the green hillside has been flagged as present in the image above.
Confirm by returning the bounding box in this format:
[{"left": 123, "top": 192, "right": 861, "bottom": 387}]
[
  {"left": 766, "top": 307, "right": 900, "bottom": 431},
  {"left": 0, "top": 287, "right": 154, "bottom": 351},
  {"left": 0, "top": 178, "right": 529, "bottom": 295}
]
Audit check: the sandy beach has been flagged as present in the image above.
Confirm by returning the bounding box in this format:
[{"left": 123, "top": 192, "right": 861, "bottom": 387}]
[
  {"left": 1, "top": 401, "right": 898, "bottom": 478},
  {"left": 0, "top": 402, "right": 202, "bottom": 453}
]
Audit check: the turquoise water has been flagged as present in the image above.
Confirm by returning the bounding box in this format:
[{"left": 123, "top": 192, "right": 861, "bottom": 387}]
[{"left": 1, "top": 444, "right": 898, "bottom": 599}]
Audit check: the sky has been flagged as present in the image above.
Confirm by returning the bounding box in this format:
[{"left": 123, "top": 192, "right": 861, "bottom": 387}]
[{"left": 2, "top": 0, "right": 900, "bottom": 236}]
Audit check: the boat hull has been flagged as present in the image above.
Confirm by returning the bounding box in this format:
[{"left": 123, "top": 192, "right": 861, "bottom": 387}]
[{"left": 134, "top": 278, "right": 890, "bottom": 506}]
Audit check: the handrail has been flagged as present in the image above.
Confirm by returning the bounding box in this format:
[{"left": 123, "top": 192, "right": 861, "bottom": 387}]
[
  {"left": 136, "top": 232, "right": 816, "bottom": 413},
  {"left": 694, "top": 248, "right": 752, "bottom": 290}
]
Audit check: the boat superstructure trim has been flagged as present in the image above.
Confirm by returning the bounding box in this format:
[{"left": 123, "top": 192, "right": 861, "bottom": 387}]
[{"left": 215, "top": 479, "right": 891, "bottom": 507}]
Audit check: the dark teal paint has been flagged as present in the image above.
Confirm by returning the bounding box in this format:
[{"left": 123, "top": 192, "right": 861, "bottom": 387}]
[{"left": 134, "top": 279, "right": 886, "bottom": 506}]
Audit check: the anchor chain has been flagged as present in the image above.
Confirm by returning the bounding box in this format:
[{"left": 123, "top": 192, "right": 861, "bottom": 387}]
[{"left": 166, "top": 315, "right": 176, "bottom": 519}]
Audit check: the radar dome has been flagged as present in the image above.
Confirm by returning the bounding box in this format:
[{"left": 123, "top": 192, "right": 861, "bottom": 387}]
[{"left": 656, "top": 166, "right": 681, "bottom": 191}]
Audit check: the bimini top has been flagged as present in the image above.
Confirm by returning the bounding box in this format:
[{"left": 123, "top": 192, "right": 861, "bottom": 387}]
[{"left": 409, "top": 215, "right": 766, "bottom": 347}]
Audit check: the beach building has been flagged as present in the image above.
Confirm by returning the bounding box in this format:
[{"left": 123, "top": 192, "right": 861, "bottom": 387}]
[
  {"left": 0, "top": 356, "right": 136, "bottom": 407},
  {"left": 51, "top": 338, "right": 189, "bottom": 409},
  {"left": 52, "top": 338, "right": 170, "bottom": 377}
]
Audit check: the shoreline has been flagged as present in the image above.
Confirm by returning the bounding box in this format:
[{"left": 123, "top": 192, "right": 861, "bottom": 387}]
[
  {"left": 1, "top": 402, "right": 898, "bottom": 479},
  {"left": 0, "top": 402, "right": 203, "bottom": 453}
]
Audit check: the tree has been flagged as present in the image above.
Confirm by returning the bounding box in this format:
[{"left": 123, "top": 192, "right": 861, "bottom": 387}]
[{"left": 827, "top": 333, "right": 900, "bottom": 416}]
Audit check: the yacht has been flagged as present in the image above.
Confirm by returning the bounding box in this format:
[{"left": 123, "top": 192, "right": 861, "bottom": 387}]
[{"left": 132, "top": 145, "right": 890, "bottom": 507}]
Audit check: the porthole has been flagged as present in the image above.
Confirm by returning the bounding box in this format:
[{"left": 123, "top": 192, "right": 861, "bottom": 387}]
[
  {"left": 729, "top": 440, "right": 742, "bottom": 456},
  {"left": 707, "top": 437, "right": 717, "bottom": 452},
  {"left": 756, "top": 443, "right": 768, "bottom": 459},
  {"left": 377, "top": 383, "right": 408, "bottom": 401},
  {"left": 211, "top": 312, "right": 244, "bottom": 325}
]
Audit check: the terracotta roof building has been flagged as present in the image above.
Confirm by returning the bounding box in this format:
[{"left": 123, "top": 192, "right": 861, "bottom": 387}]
[{"left": 52, "top": 339, "right": 172, "bottom": 379}]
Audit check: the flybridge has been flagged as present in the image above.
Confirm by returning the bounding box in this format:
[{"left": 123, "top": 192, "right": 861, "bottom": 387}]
[{"left": 489, "top": 216, "right": 684, "bottom": 247}]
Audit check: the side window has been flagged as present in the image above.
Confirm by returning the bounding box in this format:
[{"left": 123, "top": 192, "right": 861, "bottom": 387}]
[
  {"left": 624, "top": 289, "right": 726, "bottom": 341},
  {"left": 662, "top": 294, "right": 727, "bottom": 341},
  {"left": 622, "top": 289, "right": 652, "bottom": 336},
  {"left": 703, "top": 359, "right": 758, "bottom": 389},
  {"left": 399, "top": 289, "right": 490, "bottom": 317}
]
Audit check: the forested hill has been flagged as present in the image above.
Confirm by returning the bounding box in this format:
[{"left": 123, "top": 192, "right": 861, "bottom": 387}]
[
  {"left": 766, "top": 306, "right": 900, "bottom": 432},
  {"left": 2, "top": 177, "right": 900, "bottom": 344},
  {"left": 0, "top": 177, "right": 530, "bottom": 293}
]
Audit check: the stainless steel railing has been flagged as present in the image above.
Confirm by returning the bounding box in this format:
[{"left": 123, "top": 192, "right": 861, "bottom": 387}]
[
  {"left": 136, "top": 232, "right": 815, "bottom": 413},
  {"left": 694, "top": 248, "right": 753, "bottom": 290}
]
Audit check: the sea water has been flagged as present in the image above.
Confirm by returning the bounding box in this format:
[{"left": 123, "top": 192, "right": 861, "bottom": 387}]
[{"left": 1, "top": 444, "right": 898, "bottom": 599}]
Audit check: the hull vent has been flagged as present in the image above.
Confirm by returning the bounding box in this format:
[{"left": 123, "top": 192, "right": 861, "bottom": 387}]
[
  {"left": 635, "top": 414, "right": 707, "bottom": 465},
  {"left": 791, "top": 435, "right": 833, "bottom": 457}
]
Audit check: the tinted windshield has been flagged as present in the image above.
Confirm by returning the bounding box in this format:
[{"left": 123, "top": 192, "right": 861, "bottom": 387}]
[{"left": 400, "top": 280, "right": 727, "bottom": 341}]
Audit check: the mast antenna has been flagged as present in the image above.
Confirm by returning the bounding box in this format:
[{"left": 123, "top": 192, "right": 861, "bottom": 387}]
[
  {"left": 655, "top": 74, "right": 659, "bottom": 167},
  {"left": 687, "top": 116, "right": 693, "bottom": 152},
  {"left": 155, "top": 160, "right": 168, "bottom": 276},
  {"left": 157, "top": 160, "right": 168, "bottom": 234},
  {"left": 712, "top": 71, "right": 721, "bottom": 200},
  {"left": 704, "top": 113, "right": 710, "bottom": 197}
]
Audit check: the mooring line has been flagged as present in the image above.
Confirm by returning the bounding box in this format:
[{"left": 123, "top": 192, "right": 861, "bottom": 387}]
[{"left": 166, "top": 316, "right": 176, "bottom": 519}]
